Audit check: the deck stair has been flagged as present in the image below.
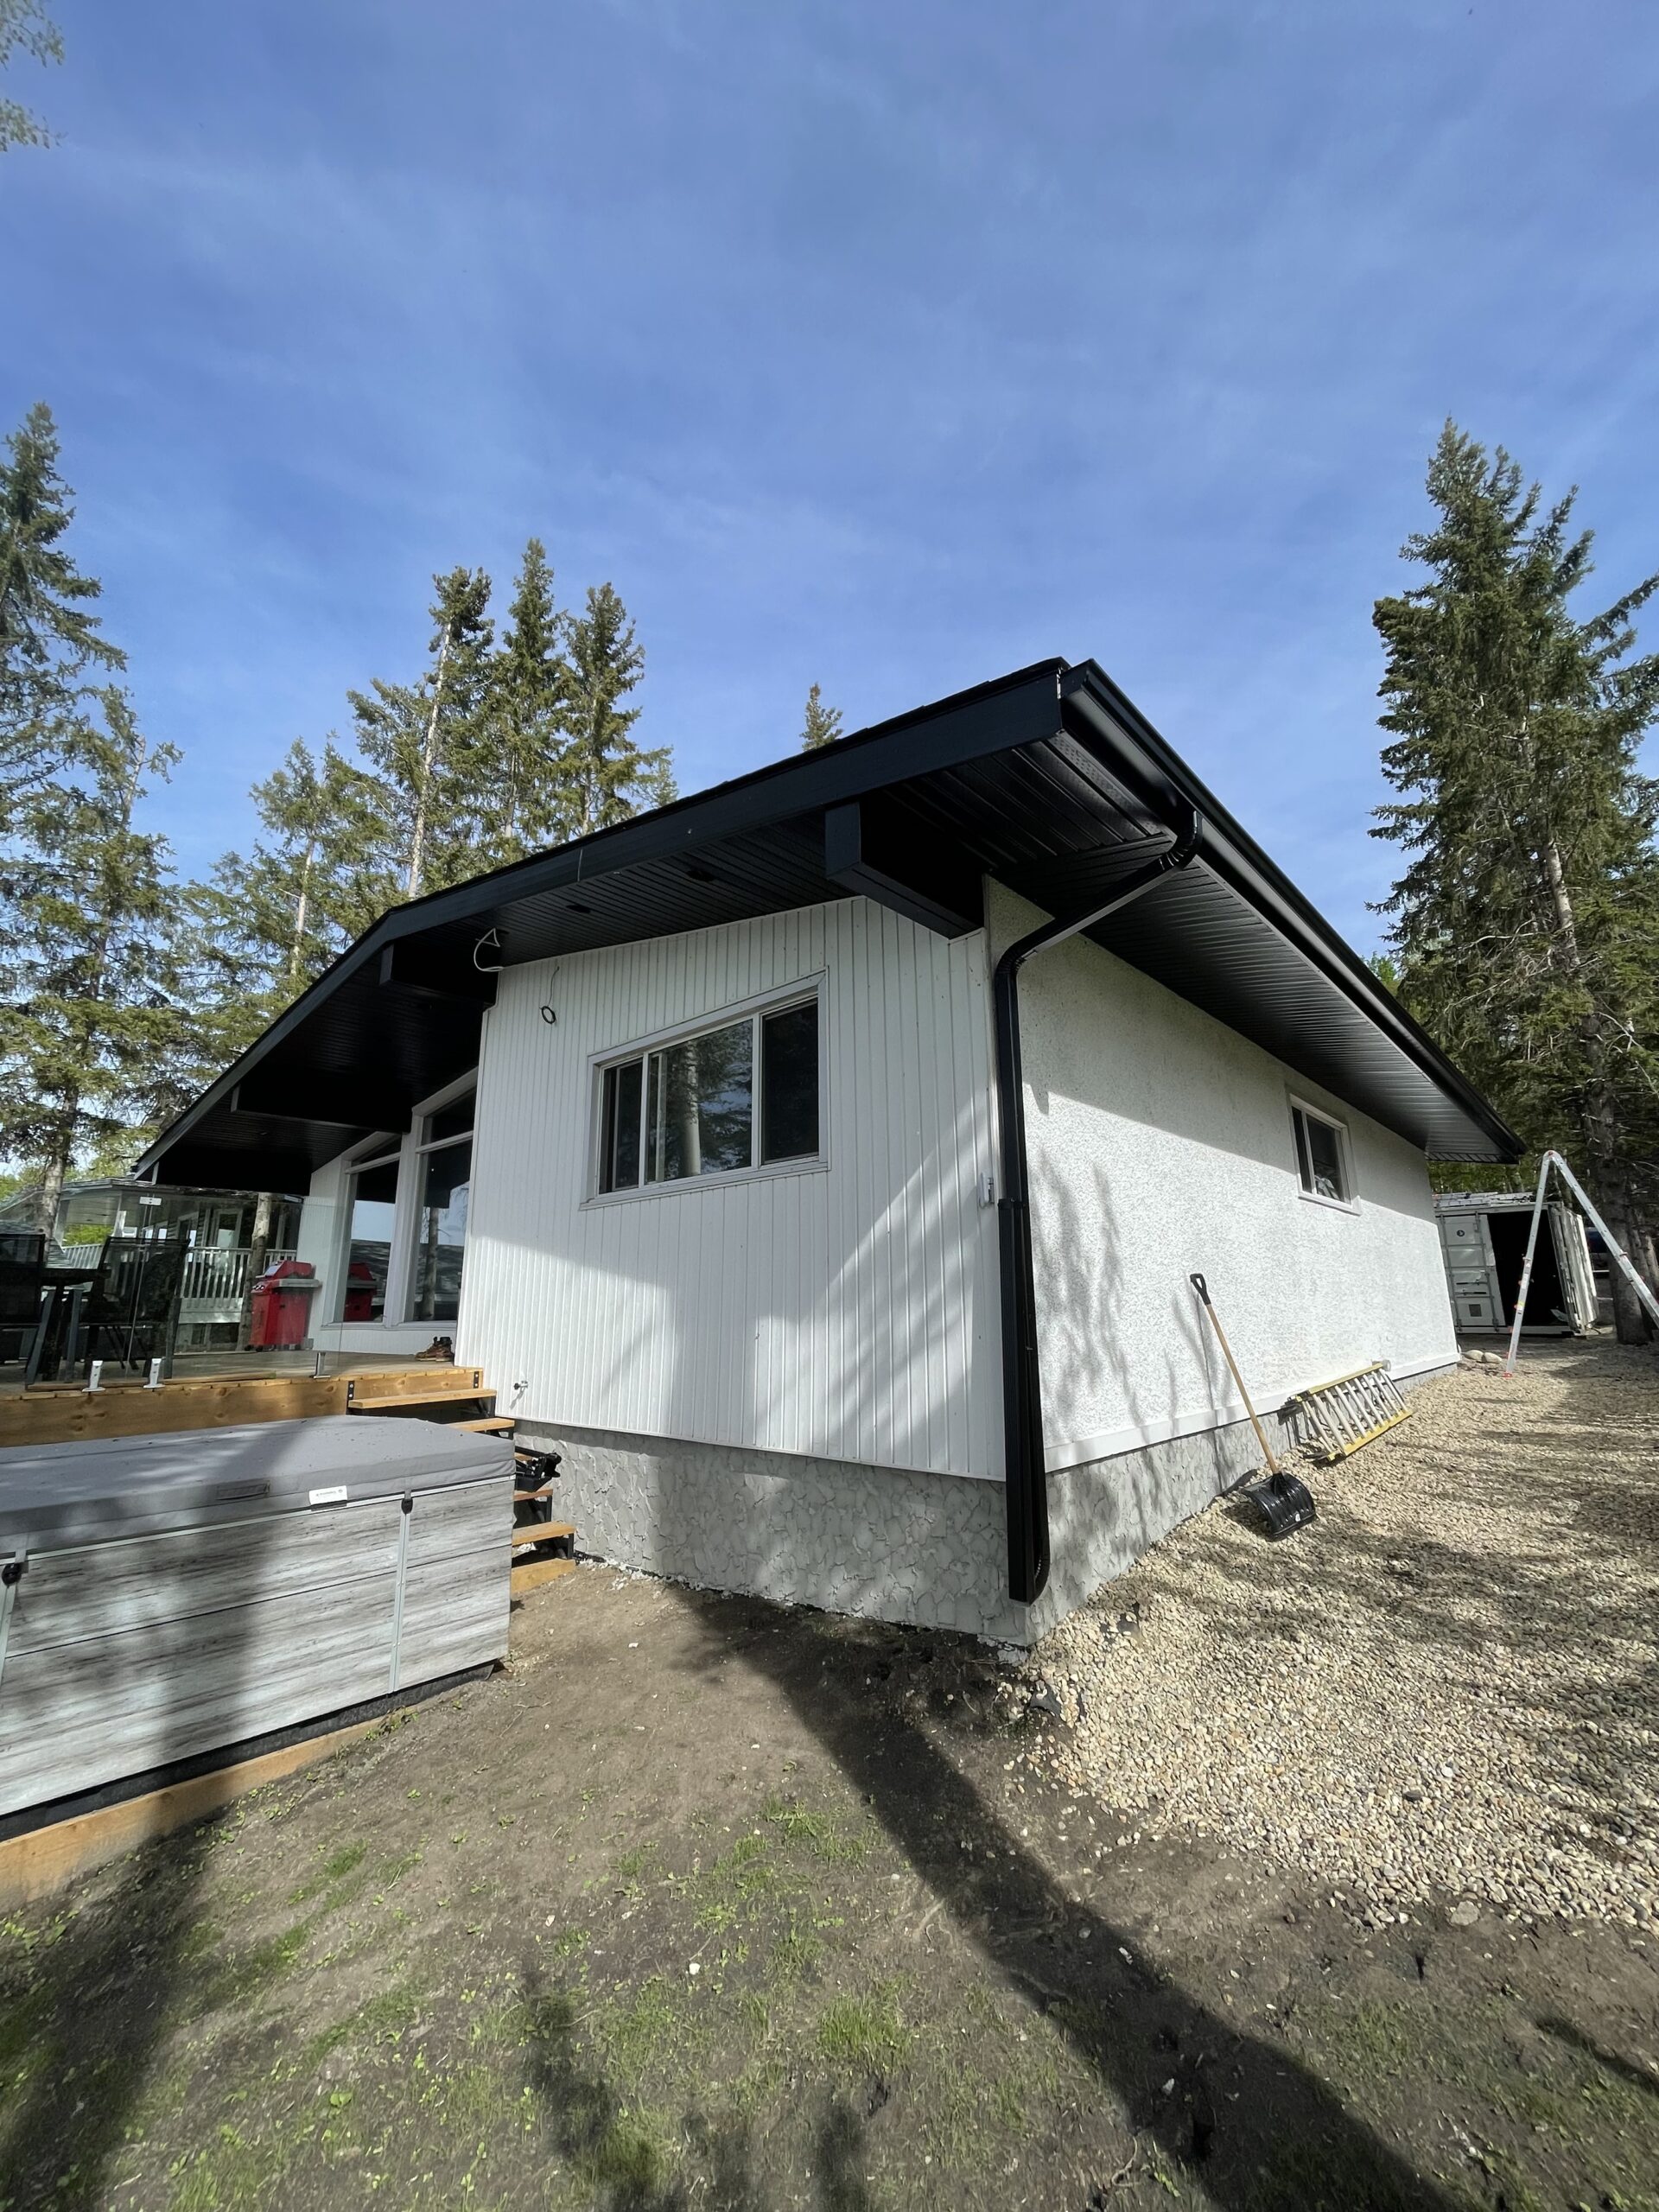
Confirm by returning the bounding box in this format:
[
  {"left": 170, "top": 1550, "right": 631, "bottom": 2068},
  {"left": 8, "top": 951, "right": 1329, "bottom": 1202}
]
[{"left": 342, "top": 1369, "right": 575, "bottom": 1597}]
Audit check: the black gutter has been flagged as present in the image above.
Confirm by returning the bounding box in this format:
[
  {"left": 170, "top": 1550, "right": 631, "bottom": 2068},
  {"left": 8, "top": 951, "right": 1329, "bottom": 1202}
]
[
  {"left": 995, "top": 804, "right": 1205, "bottom": 1606},
  {"left": 1058, "top": 664, "right": 1521, "bottom": 1161}
]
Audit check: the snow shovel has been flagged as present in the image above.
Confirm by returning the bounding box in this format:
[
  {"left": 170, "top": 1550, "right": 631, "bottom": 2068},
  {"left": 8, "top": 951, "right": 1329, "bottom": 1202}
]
[{"left": 1189, "top": 1273, "right": 1315, "bottom": 1540}]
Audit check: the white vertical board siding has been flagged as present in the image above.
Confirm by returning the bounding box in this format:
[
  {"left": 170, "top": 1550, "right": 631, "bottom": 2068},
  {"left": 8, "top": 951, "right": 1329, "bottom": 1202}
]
[
  {"left": 988, "top": 884, "right": 1458, "bottom": 1468},
  {"left": 460, "top": 900, "right": 1001, "bottom": 1479}
]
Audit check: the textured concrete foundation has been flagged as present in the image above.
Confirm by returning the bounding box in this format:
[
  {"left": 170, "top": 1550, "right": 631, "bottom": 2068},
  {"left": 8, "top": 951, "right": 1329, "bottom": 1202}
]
[
  {"left": 518, "top": 1423, "right": 1016, "bottom": 1639},
  {"left": 524, "top": 1363, "right": 1455, "bottom": 1647}
]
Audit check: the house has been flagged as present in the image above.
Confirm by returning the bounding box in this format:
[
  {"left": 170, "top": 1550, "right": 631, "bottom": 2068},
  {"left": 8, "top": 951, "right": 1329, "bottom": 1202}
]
[
  {"left": 0, "top": 1179, "right": 300, "bottom": 1347},
  {"left": 137, "top": 660, "right": 1521, "bottom": 1643}
]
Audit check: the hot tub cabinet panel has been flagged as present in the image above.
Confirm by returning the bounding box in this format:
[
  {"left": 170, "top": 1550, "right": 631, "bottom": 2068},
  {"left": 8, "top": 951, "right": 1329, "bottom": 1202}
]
[{"left": 0, "top": 1417, "right": 512, "bottom": 1819}]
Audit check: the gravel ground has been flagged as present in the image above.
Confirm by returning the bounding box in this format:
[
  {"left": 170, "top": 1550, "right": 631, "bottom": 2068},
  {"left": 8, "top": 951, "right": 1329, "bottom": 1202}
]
[{"left": 1039, "top": 1338, "right": 1659, "bottom": 1932}]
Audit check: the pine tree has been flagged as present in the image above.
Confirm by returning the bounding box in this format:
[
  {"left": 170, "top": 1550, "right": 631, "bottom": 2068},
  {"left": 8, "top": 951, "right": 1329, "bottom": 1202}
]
[
  {"left": 1373, "top": 423, "right": 1659, "bottom": 1339},
  {"left": 0, "top": 0, "right": 61, "bottom": 152},
  {"left": 0, "top": 690, "right": 187, "bottom": 1231},
  {"left": 800, "top": 683, "right": 842, "bottom": 752},
  {"left": 480, "top": 538, "right": 569, "bottom": 866},
  {"left": 0, "top": 402, "right": 124, "bottom": 828},
  {"left": 181, "top": 736, "right": 392, "bottom": 1065},
  {"left": 561, "top": 582, "right": 672, "bottom": 835},
  {"left": 350, "top": 567, "right": 494, "bottom": 899}
]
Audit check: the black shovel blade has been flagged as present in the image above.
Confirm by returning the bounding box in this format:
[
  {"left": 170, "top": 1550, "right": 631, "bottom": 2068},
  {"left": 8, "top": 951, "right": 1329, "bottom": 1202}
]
[{"left": 1245, "top": 1470, "right": 1316, "bottom": 1541}]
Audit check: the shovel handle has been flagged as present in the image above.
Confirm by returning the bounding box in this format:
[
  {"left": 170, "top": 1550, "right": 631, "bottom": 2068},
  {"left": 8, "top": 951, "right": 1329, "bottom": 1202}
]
[{"left": 1190, "top": 1271, "right": 1281, "bottom": 1476}]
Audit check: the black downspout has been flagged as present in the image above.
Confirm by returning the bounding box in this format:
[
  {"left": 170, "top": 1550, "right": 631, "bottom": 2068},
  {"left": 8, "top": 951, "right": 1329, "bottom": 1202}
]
[{"left": 994, "top": 805, "right": 1205, "bottom": 1605}]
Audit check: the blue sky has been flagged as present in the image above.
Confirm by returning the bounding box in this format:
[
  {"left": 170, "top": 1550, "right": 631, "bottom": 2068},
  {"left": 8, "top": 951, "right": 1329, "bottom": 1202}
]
[{"left": 5, "top": 0, "right": 1657, "bottom": 951}]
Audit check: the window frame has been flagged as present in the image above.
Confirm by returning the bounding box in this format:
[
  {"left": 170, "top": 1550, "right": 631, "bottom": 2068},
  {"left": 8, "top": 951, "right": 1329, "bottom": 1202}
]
[
  {"left": 403, "top": 1077, "right": 477, "bottom": 1324},
  {"left": 1287, "top": 1093, "right": 1357, "bottom": 1212},
  {"left": 586, "top": 976, "right": 829, "bottom": 1205},
  {"left": 334, "top": 1134, "right": 404, "bottom": 1326},
  {"left": 328, "top": 1070, "right": 479, "bottom": 1325}
]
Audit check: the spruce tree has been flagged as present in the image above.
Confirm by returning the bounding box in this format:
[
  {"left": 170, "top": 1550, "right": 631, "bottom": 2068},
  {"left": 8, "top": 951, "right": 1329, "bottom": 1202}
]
[
  {"left": 481, "top": 538, "right": 569, "bottom": 866},
  {"left": 561, "top": 582, "right": 672, "bottom": 835},
  {"left": 800, "top": 683, "right": 842, "bottom": 751},
  {"left": 1373, "top": 423, "right": 1659, "bottom": 1339},
  {"left": 182, "top": 736, "right": 392, "bottom": 1065},
  {"left": 350, "top": 567, "right": 494, "bottom": 899},
  {"left": 0, "top": 690, "right": 188, "bottom": 1231},
  {"left": 0, "top": 402, "right": 124, "bottom": 827}
]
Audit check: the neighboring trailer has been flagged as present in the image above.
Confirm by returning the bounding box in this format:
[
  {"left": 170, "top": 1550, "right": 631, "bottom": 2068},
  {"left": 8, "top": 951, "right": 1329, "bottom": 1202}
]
[
  {"left": 0, "top": 1417, "right": 512, "bottom": 1819},
  {"left": 1435, "top": 1193, "right": 1599, "bottom": 1337}
]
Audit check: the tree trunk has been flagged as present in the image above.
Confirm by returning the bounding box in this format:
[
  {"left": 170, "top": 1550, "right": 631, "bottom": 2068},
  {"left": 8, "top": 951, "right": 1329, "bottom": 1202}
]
[
  {"left": 30, "top": 1149, "right": 67, "bottom": 1244},
  {"left": 237, "top": 1189, "right": 274, "bottom": 1351},
  {"left": 288, "top": 839, "right": 315, "bottom": 986},
  {"left": 1543, "top": 841, "right": 1651, "bottom": 1341},
  {"left": 406, "top": 628, "right": 452, "bottom": 898},
  {"left": 1583, "top": 1157, "right": 1655, "bottom": 1344}
]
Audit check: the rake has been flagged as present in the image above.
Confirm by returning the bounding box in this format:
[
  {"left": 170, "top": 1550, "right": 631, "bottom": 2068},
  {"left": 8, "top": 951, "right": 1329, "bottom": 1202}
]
[{"left": 1289, "top": 1363, "right": 1414, "bottom": 1464}]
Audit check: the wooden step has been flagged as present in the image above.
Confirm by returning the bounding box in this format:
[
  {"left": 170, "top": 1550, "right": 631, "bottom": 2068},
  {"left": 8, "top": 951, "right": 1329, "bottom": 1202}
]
[
  {"left": 513, "top": 1484, "right": 556, "bottom": 1503},
  {"left": 346, "top": 1388, "right": 496, "bottom": 1414},
  {"left": 456, "top": 1415, "right": 515, "bottom": 1433},
  {"left": 344, "top": 1368, "right": 486, "bottom": 1406},
  {"left": 511, "top": 1554, "right": 577, "bottom": 1594},
  {"left": 511, "top": 1521, "right": 575, "bottom": 1548}
]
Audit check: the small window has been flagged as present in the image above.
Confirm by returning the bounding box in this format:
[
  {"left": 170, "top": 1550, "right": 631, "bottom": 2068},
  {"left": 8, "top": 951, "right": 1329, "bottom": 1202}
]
[
  {"left": 596, "top": 991, "right": 821, "bottom": 1196},
  {"left": 1291, "top": 1102, "right": 1351, "bottom": 1205}
]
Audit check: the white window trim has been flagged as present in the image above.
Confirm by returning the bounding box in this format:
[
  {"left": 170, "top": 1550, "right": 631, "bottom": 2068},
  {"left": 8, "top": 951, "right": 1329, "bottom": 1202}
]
[
  {"left": 583, "top": 976, "right": 829, "bottom": 1208},
  {"left": 330, "top": 1072, "right": 478, "bottom": 1325},
  {"left": 398, "top": 1071, "right": 478, "bottom": 1324},
  {"left": 1287, "top": 1093, "right": 1359, "bottom": 1214}
]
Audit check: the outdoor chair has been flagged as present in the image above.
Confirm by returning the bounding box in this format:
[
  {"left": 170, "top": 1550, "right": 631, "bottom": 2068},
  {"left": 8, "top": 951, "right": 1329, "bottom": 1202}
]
[
  {"left": 77, "top": 1236, "right": 188, "bottom": 1377},
  {"left": 0, "top": 1234, "right": 47, "bottom": 1367}
]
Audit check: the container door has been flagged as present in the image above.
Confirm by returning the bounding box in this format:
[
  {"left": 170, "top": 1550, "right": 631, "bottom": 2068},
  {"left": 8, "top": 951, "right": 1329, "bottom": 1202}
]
[
  {"left": 1548, "top": 1207, "right": 1599, "bottom": 1333},
  {"left": 1440, "top": 1212, "right": 1501, "bottom": 1331}
]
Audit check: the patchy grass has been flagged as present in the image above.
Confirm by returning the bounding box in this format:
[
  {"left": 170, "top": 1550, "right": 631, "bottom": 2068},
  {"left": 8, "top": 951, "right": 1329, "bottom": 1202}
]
[
  {"left": 817, "top": 1986, "right": 912, "bottom": 2075},
  {"left": 2, "top": 1559, "right": 1655, "bottom": 2211}
]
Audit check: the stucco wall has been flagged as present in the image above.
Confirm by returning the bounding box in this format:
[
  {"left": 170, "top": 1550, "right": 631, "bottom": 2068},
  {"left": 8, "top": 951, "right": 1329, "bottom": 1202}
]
[{"left": 989, "top": 882, "right": 1458, "bottom": 1478}]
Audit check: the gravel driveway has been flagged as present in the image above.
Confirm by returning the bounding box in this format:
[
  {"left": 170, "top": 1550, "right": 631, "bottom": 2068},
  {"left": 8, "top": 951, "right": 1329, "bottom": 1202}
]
[{"left": 1039, "top": 1339, "right": 1659, "bottom": 1931}]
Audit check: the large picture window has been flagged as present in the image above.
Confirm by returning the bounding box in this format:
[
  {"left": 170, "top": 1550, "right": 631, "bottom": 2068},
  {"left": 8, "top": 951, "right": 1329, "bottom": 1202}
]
[
  {"left": 341, "top": 1152, "right": 399, "bottom": 1322},
  {"left": 410, "top": 1090, "right": 474, "bottom": 1322},
  {"left": 597, "top": 992, "right": 821, "bottom": 1196}
]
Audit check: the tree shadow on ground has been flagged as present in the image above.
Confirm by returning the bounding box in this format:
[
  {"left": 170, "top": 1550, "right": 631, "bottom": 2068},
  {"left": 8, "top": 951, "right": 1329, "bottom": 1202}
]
[
  {"left": 521, "top": 1961, "right": 874, "bottom": 2212},
  {"left": 671, "top": 1589, "right": 1462, "bottom": 2212},
  {"left": 0, "top": 1824, "right": 216, "bottom": 2210}
]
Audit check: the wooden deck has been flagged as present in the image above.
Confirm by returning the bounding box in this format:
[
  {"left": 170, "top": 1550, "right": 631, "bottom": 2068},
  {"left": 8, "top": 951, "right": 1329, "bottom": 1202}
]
[{"left": 0, "top": 1360, "right": 483, "bottom": 1450}]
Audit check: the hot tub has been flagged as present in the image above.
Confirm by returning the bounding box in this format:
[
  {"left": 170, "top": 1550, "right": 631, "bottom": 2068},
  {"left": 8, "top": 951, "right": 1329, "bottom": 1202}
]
[{"left": 0, "top": 1415, "right": 513, "bottom": 1818}]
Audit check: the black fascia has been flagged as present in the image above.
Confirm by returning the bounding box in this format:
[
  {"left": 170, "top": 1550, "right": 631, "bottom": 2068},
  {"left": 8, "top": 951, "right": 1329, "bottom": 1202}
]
[
  {"left": 134, "top": 661, "right": 1070, "bottom": 1179},
  {"left": 1056, "top": 664, "right": 1522, "bottom": 1161}
]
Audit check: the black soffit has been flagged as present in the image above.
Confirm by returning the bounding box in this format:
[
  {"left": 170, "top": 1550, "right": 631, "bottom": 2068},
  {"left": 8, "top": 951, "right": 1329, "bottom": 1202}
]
[{"left": 137, "top": 658, "right": 1521, "bottom": 1192}]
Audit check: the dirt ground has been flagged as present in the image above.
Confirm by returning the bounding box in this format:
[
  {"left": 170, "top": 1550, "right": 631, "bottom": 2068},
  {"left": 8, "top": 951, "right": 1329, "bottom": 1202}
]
[{"left": 2, "top": 1357, "right": 1657, "bottom": 2210}]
